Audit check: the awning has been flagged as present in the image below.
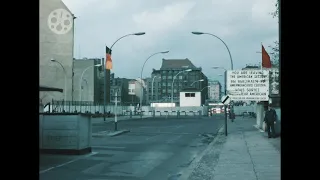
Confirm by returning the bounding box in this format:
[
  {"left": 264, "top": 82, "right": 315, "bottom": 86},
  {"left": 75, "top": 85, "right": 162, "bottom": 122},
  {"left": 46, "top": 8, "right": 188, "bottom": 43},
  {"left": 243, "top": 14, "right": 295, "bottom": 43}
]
[{"left": 39, "top": 85, "right": 63, "bottom": 92}]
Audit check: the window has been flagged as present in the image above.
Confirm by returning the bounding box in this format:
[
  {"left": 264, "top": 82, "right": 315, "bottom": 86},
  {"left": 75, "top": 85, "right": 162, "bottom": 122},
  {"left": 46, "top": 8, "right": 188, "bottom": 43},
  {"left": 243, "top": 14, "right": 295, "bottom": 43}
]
[
  {"left": 173, "top": 89, "right": 177, "bottom": 93},
  {"left": 185, "top": 93, "right": 195, "bottom": 97},
  {"left": 162, "top": 89, "right": 166, "bottom": 93},
  {"left": 162, "top": 71, "right": 166, "bottom": 74},
  {"left": 179, "top": 75, "right": 183, "bottom": 79},
  {"left": 162, "top": 82, "right": 166, "bottom": 86}
]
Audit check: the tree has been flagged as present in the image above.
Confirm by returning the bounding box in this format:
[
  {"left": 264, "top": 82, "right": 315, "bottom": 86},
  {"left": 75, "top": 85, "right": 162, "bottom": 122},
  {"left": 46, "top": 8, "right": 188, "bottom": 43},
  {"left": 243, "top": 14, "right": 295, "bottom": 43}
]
[{"left": 269, "top": 0, "right": 279, "bottom": 67}]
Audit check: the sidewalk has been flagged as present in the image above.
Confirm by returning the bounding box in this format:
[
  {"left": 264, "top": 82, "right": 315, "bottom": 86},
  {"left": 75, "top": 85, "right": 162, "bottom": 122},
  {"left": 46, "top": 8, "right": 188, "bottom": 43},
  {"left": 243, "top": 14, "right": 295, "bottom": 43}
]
[{"left": 185, "top": 117, "right": 280, "bottom": 180}]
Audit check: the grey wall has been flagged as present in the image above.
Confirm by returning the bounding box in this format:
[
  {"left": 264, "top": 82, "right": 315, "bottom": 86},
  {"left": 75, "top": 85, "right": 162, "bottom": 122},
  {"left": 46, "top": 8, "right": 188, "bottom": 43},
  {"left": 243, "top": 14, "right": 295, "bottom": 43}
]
[
  {"left": 73, "top": 59, "right": 102, "bottom": 102},
  {"left": 39, "top": 0, "right": 74, "bottom": 104}
]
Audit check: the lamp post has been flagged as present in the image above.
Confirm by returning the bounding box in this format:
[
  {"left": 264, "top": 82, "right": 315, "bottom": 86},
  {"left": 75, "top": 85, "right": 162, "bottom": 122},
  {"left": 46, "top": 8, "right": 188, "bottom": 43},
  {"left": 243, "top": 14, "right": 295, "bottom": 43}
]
[
  {"left": 151, "top": 76, "right": 160, "bottom": 102},
  {"left": 79, "top": 64, "right": 102, "bottom": 102},
  {"left": 171, "top": 69, "right": 192, "bottom": 105},
  {"left": 81, "top": 78, "right": 88, "bottom": 100},
  {"left": 190, "top": 79, "right": 204, "bottom": 86},
  {"left": 140, "top": 51, "right": 169, "bottom": 108},
  {"left": 51, "top": 58, "right": 67, "bottom": 102},
  {"left": 193, "top": 31, "right": 234, "bottom": 136},
  {"left": 103, "top": 32, "right": 145, "bottom": 121}
]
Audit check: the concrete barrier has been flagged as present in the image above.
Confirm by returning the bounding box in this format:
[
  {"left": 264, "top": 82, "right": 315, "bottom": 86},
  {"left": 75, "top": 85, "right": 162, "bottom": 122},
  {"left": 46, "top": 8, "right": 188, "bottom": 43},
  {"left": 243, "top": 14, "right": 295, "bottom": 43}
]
[{"left": 39, "top": 113, "right": 92, "bottom": 155}]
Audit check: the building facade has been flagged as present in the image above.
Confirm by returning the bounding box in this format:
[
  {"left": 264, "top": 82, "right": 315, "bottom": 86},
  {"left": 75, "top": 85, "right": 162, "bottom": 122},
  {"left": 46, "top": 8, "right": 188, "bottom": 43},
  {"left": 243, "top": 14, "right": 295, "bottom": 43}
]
[
  {"left": 39, "top": 0, "right": 75, "bottom": 104},
  {"left": 151, "top": 58, "right": 208, "bottom": 105},
  {"left": 72, "top": 58, "right": 103, "bottom": 102},
  {"left": 109, "top": 74, "right": 131, "bottom": 104},
  {"left": 208, "top": 80, "right": 222, "bottom": 101}
]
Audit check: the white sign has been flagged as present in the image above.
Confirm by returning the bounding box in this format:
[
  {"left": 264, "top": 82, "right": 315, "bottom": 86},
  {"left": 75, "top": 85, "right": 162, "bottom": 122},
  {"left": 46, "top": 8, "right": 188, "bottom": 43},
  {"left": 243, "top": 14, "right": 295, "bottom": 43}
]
[
  {"left": 128, "top": 82, "right": 135, "bottom": 95},
  {"left": 221, "top": 95, "right": 231, "bottom": 105},
  {"left": 226, "top": 70, "right": 269, "bottom": 101}
]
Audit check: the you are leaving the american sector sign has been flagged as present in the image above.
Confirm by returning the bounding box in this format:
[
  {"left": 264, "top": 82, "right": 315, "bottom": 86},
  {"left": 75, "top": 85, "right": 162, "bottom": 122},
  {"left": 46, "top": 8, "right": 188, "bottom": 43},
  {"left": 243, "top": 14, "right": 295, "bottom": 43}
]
[{"left": 226, "top": 70, "right": 269, "bottom": 101}]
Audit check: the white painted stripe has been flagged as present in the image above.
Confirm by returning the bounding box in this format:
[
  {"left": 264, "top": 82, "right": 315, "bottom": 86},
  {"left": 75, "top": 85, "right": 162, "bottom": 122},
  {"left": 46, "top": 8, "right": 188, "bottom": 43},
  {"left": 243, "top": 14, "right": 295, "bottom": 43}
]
[
  {"left": 39, "top": 152, "right": 98, "bottom": 174},
  {"left": 91, "top": 146, "right": 125, "bottom": 149}
]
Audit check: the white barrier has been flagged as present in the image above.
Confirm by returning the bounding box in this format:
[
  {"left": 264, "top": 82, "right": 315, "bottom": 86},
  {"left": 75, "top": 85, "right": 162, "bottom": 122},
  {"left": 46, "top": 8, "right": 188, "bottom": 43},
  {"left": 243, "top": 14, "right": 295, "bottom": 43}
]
[{"left": 39, "top": 114, "right": 92, "bottom": 155}]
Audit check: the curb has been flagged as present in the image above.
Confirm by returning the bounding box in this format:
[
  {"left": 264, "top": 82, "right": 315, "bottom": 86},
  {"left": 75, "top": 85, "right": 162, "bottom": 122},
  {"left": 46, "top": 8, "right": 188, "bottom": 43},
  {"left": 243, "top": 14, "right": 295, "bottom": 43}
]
[
  {"left": 178, "top": 124, "right": 225, "bottom": 180},
  {"left": 108, "top": 130, "right": 130, "bottom": 137}
]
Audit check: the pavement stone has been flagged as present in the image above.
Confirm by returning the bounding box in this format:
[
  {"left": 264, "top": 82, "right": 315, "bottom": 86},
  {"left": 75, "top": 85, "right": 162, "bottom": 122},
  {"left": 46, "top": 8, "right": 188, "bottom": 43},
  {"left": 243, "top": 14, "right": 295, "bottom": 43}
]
[{"left": 186, "top": 117, "right": 280, "bottom": 180}]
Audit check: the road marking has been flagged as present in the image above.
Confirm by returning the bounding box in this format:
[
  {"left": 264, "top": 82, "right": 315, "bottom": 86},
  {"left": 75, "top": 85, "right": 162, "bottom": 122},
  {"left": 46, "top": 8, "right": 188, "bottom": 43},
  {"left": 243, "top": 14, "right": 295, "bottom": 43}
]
[
  {"left": 145, "top": 134, "right": 160, "bottom": 141},
  {"left": 92, "top": 146, "right": 125, "bottom": 149},
  {"left": 39, "top": 152, "right": 98, "bottom": 174},
  {"left": 166, "top": 135, "right": 182, "bottom": 143}
]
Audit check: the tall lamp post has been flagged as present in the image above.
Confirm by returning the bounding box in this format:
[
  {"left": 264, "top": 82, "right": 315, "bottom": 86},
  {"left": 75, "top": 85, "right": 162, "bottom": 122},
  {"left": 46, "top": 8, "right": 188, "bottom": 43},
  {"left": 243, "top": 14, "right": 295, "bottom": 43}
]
[
  {"left": 51, "top": 58, "right": 67, "bottom": 102},
  {"left": 79, "top": 64, "right": 102, "bottom": 102},
  {"left": 103, "top": 32, "right": 145, "bottom": 121},
  {"left": 190, "top": 79, "right": 204, "bottom": 86},
  {"left": 140, "top": 51, "right": 169, "bottom": 108},
  {"left": 151, "top": 76, "right": 160, "bottom": 102},
  {"left": 171, "top": 69, "right": 192, "bottom": 105},
  {"left": 192, "top": 31, "right": 234, "bottom": 136}
]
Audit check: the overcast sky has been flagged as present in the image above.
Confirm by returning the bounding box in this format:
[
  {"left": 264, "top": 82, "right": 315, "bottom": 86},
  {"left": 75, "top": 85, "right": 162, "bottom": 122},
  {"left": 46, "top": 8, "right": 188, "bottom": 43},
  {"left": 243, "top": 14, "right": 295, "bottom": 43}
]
[{"left": 63, "top": 0, "right": 278, "bottom": 83}]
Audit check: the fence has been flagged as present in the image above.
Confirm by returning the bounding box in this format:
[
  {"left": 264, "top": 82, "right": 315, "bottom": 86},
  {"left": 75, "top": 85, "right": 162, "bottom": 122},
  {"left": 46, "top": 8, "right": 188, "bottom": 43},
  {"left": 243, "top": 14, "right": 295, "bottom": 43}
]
[{"left": 43, "top": 100, "right": 207, "bottom": 117}]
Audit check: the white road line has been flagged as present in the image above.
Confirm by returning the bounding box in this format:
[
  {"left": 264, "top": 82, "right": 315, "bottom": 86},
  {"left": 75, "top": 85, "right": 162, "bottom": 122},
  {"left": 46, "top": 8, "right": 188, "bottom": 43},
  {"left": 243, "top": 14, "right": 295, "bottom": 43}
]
[
  {"left": 39, "top": 152, "right": 98, "bottom": 174},
  {"left": 166, "top": 135, "right": 182, "bottom": 143},
  {"left": 91, "top": 146, "right": 125, "bottom": 149},
  {"left": 145, "top": 134, "right": 160, "bottom": 141}
]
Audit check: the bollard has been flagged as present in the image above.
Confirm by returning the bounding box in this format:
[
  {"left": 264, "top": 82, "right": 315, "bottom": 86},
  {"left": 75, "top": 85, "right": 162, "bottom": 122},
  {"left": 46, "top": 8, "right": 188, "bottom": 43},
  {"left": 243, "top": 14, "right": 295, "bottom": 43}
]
[
  {"left": 140, "top": 110, "right": 143, "bottom": 119},
  {"left": 130, "top": 110, "right": 132, "bottom": 118},
  {"left": 199, "top": 110, "right": 202, "bottom": 119},
  {"left": 153, "top": 110, "right": 155, "bottom": 118},
  {"left": 177, "top": 111, "right": 180, "bottom": 118}
]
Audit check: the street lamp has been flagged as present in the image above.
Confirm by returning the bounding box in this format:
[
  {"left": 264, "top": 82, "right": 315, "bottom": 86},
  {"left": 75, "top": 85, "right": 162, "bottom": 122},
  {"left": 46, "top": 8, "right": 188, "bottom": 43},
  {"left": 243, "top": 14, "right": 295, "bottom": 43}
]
[
  {"left": 171, "top": 69, "right": 192, "bottom": 104},
  {"left": 79, "top": 64, "right": 102, "bottom": 103},
  {"left": 140, "top": 51, "right": 169, "bottom": 108},
  {"left": 81, "top": 78, "right": 88, "bottom": 101},
  {"left": 51, "top": 58, "right": 67, "bottom": 102},
  {"left": 193, "top": 31, "right": 234, "bottom": 136},
  {"left": 192, "top": 32, "right": 233, "bottom": 70},
  {"left": 103, "top": 32, "right": 145, "bottom": 121},
  {"left": 151, "top": 76, "right": 160, "bottom": 102},
  {"left": 190, "top": 79, "right": 204, "bottom": 86},
  {"left": 201, "top": 86, "right": 210, "bottom": 91}
]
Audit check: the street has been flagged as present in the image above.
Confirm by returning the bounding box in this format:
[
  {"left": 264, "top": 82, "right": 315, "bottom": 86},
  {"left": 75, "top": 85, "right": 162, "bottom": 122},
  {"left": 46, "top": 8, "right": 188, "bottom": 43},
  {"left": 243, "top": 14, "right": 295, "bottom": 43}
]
[{"left": 40, "top": 115, "right": 224, "bottom": 180}]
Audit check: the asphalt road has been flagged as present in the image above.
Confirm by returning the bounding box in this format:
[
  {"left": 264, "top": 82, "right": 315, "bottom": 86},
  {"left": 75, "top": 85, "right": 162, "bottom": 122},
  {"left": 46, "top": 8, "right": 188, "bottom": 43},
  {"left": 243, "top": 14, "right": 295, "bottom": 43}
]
[{"left": 40, "top": 115, "right": 224, "bottom": 180}]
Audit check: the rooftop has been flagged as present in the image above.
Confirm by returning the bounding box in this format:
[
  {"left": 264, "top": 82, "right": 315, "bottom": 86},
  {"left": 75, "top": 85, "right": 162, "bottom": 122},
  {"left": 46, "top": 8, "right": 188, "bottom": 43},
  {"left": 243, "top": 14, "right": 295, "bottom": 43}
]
[{"left": 160, "top": 58, "right": 197, "bottom": 70}]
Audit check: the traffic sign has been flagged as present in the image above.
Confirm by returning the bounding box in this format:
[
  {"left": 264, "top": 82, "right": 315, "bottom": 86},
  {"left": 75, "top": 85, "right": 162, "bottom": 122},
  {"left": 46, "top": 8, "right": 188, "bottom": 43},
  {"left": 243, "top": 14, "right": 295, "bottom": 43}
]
[{"left": 221, "top": 95, "right": 231, "bottom": 105}]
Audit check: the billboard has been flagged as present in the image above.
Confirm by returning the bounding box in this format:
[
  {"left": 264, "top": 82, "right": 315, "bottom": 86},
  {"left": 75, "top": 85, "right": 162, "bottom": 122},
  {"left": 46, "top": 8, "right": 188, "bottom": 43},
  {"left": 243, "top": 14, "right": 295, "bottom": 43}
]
[
  {"left": 128, "top": 82, "right": 135, "bottom": 95},
  {"left": 226, "top": 70, "right": 269, "bottom": 101}
]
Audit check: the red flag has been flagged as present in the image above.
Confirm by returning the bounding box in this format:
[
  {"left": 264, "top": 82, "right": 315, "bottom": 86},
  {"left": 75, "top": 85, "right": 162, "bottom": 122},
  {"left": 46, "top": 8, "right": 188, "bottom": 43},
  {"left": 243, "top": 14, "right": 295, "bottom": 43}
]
[
  {"left": 262, "top": 44, "right": 272, "bottom": 68},
  {"left": 106, "top": 53, "right": 112, "bottom": 70}
]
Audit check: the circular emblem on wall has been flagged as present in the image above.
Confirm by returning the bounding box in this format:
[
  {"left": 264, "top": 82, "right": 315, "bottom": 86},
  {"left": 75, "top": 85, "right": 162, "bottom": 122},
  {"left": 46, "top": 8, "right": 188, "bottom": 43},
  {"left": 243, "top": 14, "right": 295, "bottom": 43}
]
[{"left": 47, "top": 8, "right": 73, "bottom": 35}]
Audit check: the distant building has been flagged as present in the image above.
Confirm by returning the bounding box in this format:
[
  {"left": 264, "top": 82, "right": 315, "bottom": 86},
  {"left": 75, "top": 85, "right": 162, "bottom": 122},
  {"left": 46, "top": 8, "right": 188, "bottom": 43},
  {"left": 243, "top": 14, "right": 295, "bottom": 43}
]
[
  {"left": 110, "top": 73, "right": 131, "bottom": 104},
  {"left": 208, "top": 80, "right": 222, "bottom": 101},
  {"left": 39, "top": 0, "right": 75, "bottom": 104},
  {"left": 72, "top": 58, "right": 103, "bottom": 102},
  {"left": 153, "top": 58, "right": 208, "bottom": 105}
]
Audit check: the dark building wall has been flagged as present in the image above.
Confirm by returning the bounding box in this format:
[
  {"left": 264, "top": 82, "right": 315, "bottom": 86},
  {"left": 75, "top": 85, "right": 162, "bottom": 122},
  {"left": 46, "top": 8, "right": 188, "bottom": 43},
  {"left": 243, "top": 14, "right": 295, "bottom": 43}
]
[{"left": 156, "top": 58, "right": 208, "bottom": 104}]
